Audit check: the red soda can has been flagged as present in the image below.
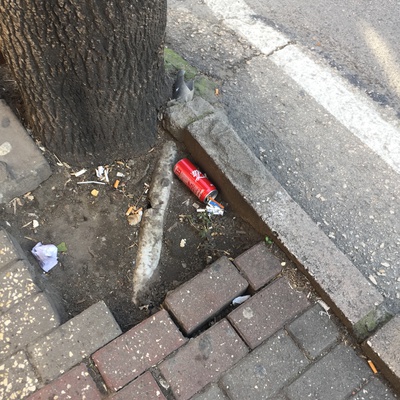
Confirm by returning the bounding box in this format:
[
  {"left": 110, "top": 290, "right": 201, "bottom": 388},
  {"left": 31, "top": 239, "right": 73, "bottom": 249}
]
[{"left": 174, "top": 158, "right": 218, "bottom": 203}]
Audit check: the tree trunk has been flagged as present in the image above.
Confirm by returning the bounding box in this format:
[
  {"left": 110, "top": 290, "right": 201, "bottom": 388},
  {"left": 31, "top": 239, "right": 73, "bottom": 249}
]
[{"left": 0, "top": 0, "right": 167, "bottom": 165}]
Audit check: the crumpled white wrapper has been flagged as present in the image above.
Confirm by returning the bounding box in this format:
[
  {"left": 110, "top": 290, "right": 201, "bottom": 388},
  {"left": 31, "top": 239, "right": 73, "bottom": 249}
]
[{"left": 31, "top": 242, "right": 58, "bottom": 272}]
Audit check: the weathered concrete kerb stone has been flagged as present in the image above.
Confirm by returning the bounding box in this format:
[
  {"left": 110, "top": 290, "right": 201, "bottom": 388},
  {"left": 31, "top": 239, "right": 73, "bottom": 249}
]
[
  {"left": 165, "top": 101, "right": 385, "bottom": 341},
  {"left": 362, "top": 315, "right": 400, "bottom": 393},
  {"left": 0, "top": 100, "right": 51, "bottom": 204}
]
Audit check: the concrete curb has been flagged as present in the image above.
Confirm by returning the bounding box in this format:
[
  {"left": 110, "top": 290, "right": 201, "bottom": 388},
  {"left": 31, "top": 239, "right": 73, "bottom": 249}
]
[{"left": 164, "top": 97, "right": 385, "bottom": 342}]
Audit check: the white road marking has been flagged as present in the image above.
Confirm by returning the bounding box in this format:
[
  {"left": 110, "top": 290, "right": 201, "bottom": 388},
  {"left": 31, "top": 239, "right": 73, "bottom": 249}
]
[
  {"left": 205, "top": 0, "right": 400, "bottom": 175},
  {"left": 205, "top": 0, "right": 288, "bottom": 55}
]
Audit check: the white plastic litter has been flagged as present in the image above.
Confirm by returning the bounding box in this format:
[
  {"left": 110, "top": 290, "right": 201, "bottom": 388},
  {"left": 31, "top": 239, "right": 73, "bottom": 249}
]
[
  {"left": 232, "top": 295, "right": 250, "bottom": 305},
  {"left": 31, "top": 242, "right": 58, "bottom": 272}
]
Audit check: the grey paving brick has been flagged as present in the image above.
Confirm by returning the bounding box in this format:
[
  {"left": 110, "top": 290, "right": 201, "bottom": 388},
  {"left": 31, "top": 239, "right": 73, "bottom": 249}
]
[
  {"left": 0, "top": 100, "right": 51, "bottom": 204},
  {"left": 0, "top": 260, "right": 39, "bottom": 315},
  {"left": 362, "top": 315, "right": 400, "bottom": 393},
  {"left": 92, "top": 309, "right": 186, "bottom": 392},
  {"left": 108, "top": 371, "right": 166, "bottom": 400},
  {"left": 0, "top": 229, "right": 25, "bottom": 270},
  {"left": 164, "top": 256, "right": 248, "bottom": 335},
  {"left": 286, "top": 344, "right": 372, "bottom": 400},
  {"left": 228, "top": 277, "right": 309, "bottom": 349},
  {"left": 27, "top": 363, "right": 102, "bottom": 400},
  {"left": 159, "top": 319, "right": 248, "bottom": 400},
  {"left": 233, "top": 241, "right": 282, "bottom": 291},
  {"left": 350, "top": 377, "right": 399, "bottom": 399},
  {"left": 191, "top": 383, "right": 229, "bottom": 400},
  {"left": 0, "top": 292, "right": 60, "bottom": 361},
  {"left": 0, "top": 350, "right": 39, "bottom": 400},
  {"left": 286, "top": 303, "right": 340, "bottom": 359},
  {"left": 220, "top": 330, "right": 308, "bottom": 399},
  {"left": 27, "top": 300, "right": 121, "bottom": 383}
]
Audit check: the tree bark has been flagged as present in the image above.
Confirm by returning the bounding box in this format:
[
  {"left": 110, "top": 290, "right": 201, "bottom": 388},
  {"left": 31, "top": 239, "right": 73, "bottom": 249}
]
[{"left": 0, "top": 0, "right": 167, "bottom": 165}]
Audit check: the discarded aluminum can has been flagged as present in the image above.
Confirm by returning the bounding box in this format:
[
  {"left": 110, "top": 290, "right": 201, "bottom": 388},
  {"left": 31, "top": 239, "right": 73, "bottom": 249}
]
[{"left": 174, "top": 158, "right": 218, "bottom": 203}]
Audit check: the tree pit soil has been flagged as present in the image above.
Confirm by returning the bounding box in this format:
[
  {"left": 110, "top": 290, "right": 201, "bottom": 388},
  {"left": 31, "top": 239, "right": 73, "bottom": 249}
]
[
  {"left": 1, "top": 126, "right": 272, "bottom": 331},
  {"left": 0, "top": 63, "right": 306, "bottom": 333}
]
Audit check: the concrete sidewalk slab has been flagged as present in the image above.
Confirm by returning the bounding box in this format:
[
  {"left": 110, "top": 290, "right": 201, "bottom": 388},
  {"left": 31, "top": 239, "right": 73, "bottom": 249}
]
[{"left": 0, "top": 100, "right": 51, "bottom": 204}]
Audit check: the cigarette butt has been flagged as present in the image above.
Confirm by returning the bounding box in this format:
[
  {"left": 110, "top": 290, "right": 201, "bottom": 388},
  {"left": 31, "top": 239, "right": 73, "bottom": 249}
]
[
  {"left": 91, "top": 189, "right": 99, "bottom": 197},
  {"left": 126, "top": 206, "right": 134, "bottom": 216},
  {"left": 215, "top": 88, "right": 219, "bottom": 95},
  {"left": 113, "top": 179, "right": 120, "bottom": 189},
  {"left": 368, "top": 360, "right": 378, "bottom": 374}
]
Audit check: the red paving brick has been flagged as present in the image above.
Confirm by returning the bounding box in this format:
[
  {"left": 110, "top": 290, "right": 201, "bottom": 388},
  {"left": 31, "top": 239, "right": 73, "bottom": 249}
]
[
  {"left": 92, "top": 309, "right": 187, "bottom": 391},
  {"left": 228, "top": 277, "right": 309, "bottom": 349},
  {"left": 233, "top": 242, "right": 282, "bottom": 291},
  {"left": 164, "top": 256, "right": 248, "bottom": 335},
  {"left": 158, "top": 319, "right": 248, "bottom": 400},
  {"left": 108, "top": 371, "right": 166, "bottom": 399},
  {"left": 26, "top": 363, "right": 101, "bottom": 400}
]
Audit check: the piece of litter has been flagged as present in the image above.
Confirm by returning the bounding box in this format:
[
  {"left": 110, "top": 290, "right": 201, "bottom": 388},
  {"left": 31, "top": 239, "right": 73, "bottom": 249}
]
[
  {"left": 368, "top": 360, "right": 378, "bottom": 374},
  {"left": 95, "top": 166, "right": 104, "bottom": 178},
  {"left": 215, "top": 88, "right": 219, "bottom": 96},
  {"left": 126, "top": 206, "right": 134, "bottom": 216},
  {"left": 32, "top": 220, "right": 39, "bottom": 229},
  {"left": 317, "top": 299, "right": 330, "bottom": 312},
  {"left": 180, "top": 239, "right": 186, "bottom": 248},
  {"left": 95, "top": 166, "right": 110, "bottom": 183},
  {"left": 113, "top": 179, "right": 120, "bottom": 189},
  {"left": 77, "top": 181, "right": 106, "bottom": 185},
  {"left": 127, "top": 208, "right": 143, "bottom": 226},
  {"left": 91, "top": 189, "right": 99, "bottom": 197},
  {"left": 57, "top": 242, "right": 68, "bottom": 253},
  {"left": 206, "top": 204, "right": 224, "bottom": 215},
  {"left": 206, "top": 197, "right": 224, "bottom": 215},
  {"left": 369, "top": 275, "right": 378, "bottom": 285},
  {"left": 72, "top": 169, "right": 87, "bottom": 177},
  {"left": 31, "top": 242, "right": 58, "bottom": 272},
  {"left": 197, "top": 208, "right": 206, "bottom": 213},
  {"left": 232, "top": 295, "right": 250, "bottom": 305},
  {"left": 116, "top": 172, "right": 125, "bottom": 177},
  {"left": 192, "top": 203, "right": 200, "bottom": 209}
]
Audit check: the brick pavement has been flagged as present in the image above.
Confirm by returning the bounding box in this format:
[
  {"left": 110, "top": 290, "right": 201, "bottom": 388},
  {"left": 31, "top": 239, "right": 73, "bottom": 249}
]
[{"left": 1, "top": 230, "right": 398, "bottom": 399}]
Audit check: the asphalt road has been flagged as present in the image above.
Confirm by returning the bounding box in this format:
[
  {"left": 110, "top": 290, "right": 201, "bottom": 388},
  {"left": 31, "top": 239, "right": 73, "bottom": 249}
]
[
  {"left": 246, "top": 0, "right": 400, "bottom": 117},
  {"left": 166, "top": 0, "right": 400, "bottom": 315}
]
